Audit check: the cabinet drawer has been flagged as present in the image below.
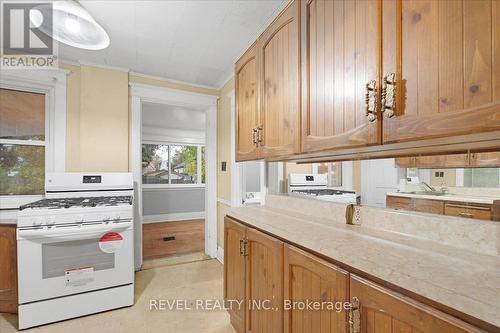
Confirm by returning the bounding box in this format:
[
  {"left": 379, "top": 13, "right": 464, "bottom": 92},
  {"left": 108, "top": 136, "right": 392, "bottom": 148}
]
[
  {"left": 413, "top": 199, "right": 444, "bottom": 215},
  {"left": 386, "top": 196, "right": 412, "bottom": 210},
  {"left": 444, "top": 203, "right": 492, "bottom": 221}
]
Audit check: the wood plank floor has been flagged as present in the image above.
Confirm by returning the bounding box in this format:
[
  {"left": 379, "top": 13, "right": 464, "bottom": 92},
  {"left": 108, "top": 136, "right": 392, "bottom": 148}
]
[{"left": 142, "top": 219, "right": 205, "bottom": 260}]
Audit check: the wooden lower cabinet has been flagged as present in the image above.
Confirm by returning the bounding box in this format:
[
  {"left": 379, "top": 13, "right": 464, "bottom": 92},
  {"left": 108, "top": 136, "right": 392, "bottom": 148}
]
[
  {"left": 225, "top": 217, "right": 488, "bottom": 333},
  {"left": 387, "top": 195, "right": 493, "bottom": 221},
  {"left": 0, "top": 225, "right": 17, "bottom": 314},
  {"left": 283, "top": 244, "right": 348, "bottom": 333},
  {"left": 350, "top": 275, "right": 481, "bottom": 333},
  {"left": 224, "top": 218, "right": 247, "bottom": 333},
  {"left": 245, "top": 227, "right": 284, "bottom": 333}
]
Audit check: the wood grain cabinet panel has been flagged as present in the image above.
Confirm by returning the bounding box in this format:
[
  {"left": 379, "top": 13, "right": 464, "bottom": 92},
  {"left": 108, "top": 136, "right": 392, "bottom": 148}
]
[
  {"left": 386, "top": 196, "right": 413, "bottom": 211},
  {"left": 235, "top": 43, "right": 260, "bottom": 161},
  {"left": 469, "top": 152, "right": 500, "bottom": 167},
  {"left": 0, "top": 225, "right": 17, "bottom": 314},
  {"left": 382, "top": 0, "right": 500, "bottom": 144},
  {"left": 246, "top": 227, "right": 284, "bottom": 333},
  {"left": 224, "top": 218, "right": 247, "bottom": 333},
  {"left": 301, "top": 0, "right": 381, "bottom": 153},
  {"left": 350, "top": 275, "right": 482, "bottom": 333},
  {"left": 413, "top": 198, "right": 444, "bottom": 215},
  {"left": 258, "top": 0, "right": 301, "bottom": 159},
  {"left": 444, "top": 202, "right": 492, "bottom": 221},
  {"left": 283, "top": 244, "right": 348, "bottom": 333}
]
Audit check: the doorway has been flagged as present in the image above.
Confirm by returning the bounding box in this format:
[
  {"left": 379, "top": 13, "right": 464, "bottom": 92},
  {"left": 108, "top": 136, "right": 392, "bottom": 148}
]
[
  {"left": 140, "top": 102, "right": 207, "bottom": 262},
  {"left": 130, "top": 84, "right": 218, "bottom": 270}
]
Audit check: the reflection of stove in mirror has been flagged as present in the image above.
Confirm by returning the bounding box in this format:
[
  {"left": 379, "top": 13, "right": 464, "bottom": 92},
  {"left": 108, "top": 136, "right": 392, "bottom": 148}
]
[{"left": 288, "top": 174, "right": 359, "bottom": 204}]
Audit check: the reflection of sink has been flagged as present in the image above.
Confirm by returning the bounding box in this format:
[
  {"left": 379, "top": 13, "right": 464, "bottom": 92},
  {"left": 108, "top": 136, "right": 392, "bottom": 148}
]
[{"left": 400, "top": 191, "right": 449, "bottom": 196}]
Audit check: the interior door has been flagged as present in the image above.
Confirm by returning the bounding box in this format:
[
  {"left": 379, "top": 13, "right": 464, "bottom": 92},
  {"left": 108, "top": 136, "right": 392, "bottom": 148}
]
[
  {"left": 301, "top": 0, "right": 381, "bottom": 153},
  {"left": 283, "top": 244, "right": 348, "bottom": 333},
  {"left": 259, "top": 0, "right": 301, "bottom": 159},
  {"left": 246, "top": 227, "right": 284, "bottom": 333},
  {"left": 223, "top": 218, "right": 247, "bottom": 333},
  {"left": 382, "top": 0, "right": 500, "bottom": 144},
  {"left": 236, "top": 43, "right": 260, "bottom": 161}
]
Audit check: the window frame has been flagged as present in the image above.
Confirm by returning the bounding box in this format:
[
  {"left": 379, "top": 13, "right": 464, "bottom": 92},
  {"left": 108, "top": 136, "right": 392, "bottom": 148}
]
[
  {"left": 141, "top": 140, "right": 205, "bottom": 189},
  {"left": 0, "top": 69, "right": 67, "bottom": 211}
]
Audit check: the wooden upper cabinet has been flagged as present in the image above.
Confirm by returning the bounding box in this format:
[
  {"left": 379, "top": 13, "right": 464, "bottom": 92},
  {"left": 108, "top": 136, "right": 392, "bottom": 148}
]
[
  {"left": 223, "top": 218, "right": 246, "bottom": 333},
  {"left": 470, "top": 151, "right": 500, "bottom": 167},
  {"left": 301, "top": 0, "right": 381, "bottom": 153},
  {"left": 258, "top": 0, "right": 301, "bottom": 158},
  {"left": 246, "top": 227, "right": 284, "bottom": 333},
  {"left": 350, "top": 275, "right": 482, "bottom": 333},
  {"left": 284, "top": 244, "right": 349, "bottom": 333},
  {"left": 235, "top": 43, "right": 260, "bottom": 161},
  {"left": 395, "top": 153, "right": 469, "bottom": 169},
  {"left": 382, "top": 0, "right": 500, "bottom": 144}
]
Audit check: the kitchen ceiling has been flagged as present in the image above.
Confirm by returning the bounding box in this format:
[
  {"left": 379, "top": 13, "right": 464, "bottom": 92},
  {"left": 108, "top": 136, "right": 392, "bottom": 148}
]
[{"left": 58, "top": 0, "right": 287, "bottom": 88}]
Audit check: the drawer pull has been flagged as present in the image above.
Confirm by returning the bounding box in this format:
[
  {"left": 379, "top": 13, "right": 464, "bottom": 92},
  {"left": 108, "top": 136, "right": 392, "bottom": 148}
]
[{"left": 458, "top": 212, "right": 473, "bottom": 218}]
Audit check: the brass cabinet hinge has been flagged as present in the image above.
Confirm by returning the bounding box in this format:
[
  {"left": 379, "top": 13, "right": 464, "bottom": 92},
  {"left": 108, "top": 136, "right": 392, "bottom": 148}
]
[
  {"left": 239, "top": 237, "right": 248, "bottom": 256},
  {"left": 348, "top": 297, "right": 361, "bottom": 333},
  {"left": 365, "top": 80, "right": 378, "bottom": 122}
]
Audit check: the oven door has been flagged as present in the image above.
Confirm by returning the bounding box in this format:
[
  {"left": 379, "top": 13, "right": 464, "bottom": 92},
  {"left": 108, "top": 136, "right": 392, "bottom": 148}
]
[{"left": 17, "top": 220, "right": 134, "bottom": 304}]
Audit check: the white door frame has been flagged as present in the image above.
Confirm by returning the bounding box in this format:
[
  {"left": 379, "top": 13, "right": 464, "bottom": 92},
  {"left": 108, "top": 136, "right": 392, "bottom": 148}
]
[{"left": 130, "top": 83, "right": 218, "bottom": 270}]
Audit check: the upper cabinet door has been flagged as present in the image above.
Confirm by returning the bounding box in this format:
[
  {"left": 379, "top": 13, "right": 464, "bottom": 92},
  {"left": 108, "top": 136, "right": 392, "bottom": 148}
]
[
  {"left": 258, "top": 0, "right": 301, "bottom": 158},
  {"left": 382, "top": 0, "right": 500, "bottom": 144},
  {"left": 301, "top": 0, "right": 381, "bottom": 153},
  {"left": 235, "top": 43, "right": 260, "bottom": 161}
]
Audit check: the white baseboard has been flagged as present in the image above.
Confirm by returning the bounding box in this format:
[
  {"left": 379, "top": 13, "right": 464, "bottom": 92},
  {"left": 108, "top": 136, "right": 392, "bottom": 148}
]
[
  {"left": 217, "top": 246, "right": 224, "bottom": 264},
  {"left": 142, "top": 211, "right": 205, "bottom": 224}
]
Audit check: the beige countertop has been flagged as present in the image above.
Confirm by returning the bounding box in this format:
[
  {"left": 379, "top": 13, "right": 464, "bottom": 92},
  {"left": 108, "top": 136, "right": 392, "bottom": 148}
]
[
  {"left": 386, "top": 191, "right": 498, "bottom": 205},
  {"left": 227, "top": 204, "right": 500, "bottom": 329},
  {"left": 0, "top": 219, "right": 16, "bottom": 226}
]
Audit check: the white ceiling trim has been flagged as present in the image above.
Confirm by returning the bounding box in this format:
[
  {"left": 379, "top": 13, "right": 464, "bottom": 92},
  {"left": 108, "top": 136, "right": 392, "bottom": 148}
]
[
  {"left": 129, "top": 71, "right": 218, "bottom": 91},
  {"left": 129, "top": 83, "right": 218, "bottom": 108}
]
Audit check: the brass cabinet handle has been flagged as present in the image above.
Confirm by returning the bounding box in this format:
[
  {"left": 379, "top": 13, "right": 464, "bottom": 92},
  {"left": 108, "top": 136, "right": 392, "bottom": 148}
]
[
  {"left": 239, "top": 238, "right": 244, "bottom": 255},
  {"left": 365, "top": 80, "right": 377, "bottom": 122},
  {"left": 459, "top": 212, "right": 474, "bottom": 218},
  {"left": 257, "top": 125, "right": 263, "bottom": 145},
  {"left": 252, "top": 128, "right": 258, "bottom": 146},
  {"left": 348, "top": 297, "right": 361, "bottom": 333},
  {"left": 381, "top": 73, "right": 397, "bottom": 118}
]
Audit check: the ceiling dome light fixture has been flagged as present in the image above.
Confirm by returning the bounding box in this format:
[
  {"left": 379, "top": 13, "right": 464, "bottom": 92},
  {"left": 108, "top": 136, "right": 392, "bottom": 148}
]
[{"left": 30, "top": 0, "right": 110, "bottom": 50}]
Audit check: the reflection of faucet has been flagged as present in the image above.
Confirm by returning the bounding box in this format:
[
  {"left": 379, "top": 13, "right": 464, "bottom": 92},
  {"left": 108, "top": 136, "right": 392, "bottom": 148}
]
[
  {"left": 420, "top": 182, "right": 436, "bottom": 192},
  {"left": 440, "top": 182, "right": 449, "bottom": 193}
]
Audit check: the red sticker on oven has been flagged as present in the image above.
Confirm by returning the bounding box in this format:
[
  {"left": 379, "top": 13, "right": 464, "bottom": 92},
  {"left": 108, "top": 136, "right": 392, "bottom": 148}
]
[{"left": 99, "top": 232, "right": 123, "bottom": 253}]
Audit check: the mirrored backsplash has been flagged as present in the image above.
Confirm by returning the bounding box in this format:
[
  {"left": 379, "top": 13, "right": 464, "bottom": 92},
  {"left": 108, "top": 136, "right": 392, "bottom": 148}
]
[{"left": 266, "top": 157, "right": 500, "bottom": 222}]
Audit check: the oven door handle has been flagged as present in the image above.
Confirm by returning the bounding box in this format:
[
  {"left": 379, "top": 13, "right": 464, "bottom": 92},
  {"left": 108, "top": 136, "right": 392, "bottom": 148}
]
[{"left": 17, "top": 221, "right": 133, "bottom": 241}]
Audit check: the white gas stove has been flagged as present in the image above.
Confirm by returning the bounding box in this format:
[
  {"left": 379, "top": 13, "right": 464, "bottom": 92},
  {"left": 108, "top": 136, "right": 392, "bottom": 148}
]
[
  {"left": 16, "top": 173, "right": 135, "bottom": 329},
  {"left": 288, "top": 173, "right": 359, "bottom": 204}
]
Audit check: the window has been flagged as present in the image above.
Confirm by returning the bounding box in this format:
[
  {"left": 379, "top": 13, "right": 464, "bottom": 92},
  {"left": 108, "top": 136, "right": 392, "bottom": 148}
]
[
  {"left": 463, "top": 168, "right": 500, "bottom": 188},
  {"left": 142, "top": 143, "right": 205, "bottom": 186},
  {"left": 317, "top": 162, "right": 342, "bottom": 187},
  {"left": 0, "top": 88, "right": 46, "bottom": 195}
]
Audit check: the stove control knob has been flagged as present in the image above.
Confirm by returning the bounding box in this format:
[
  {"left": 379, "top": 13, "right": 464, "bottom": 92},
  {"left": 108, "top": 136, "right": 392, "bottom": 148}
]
[
  {"left": 103, "top": 216, "right": 111, "bottom": 222},
  {"left": 32, "top": 219, "right": 42, "bottom": 227},
  {"left": 75, "top": 216, "right": 84, "bottom": 224},
  {"left": 114, "top": 214, "right": 121, "bottom": 222},
  {"left": 46, "top": 217, "right": 56, "bottom": 226}
]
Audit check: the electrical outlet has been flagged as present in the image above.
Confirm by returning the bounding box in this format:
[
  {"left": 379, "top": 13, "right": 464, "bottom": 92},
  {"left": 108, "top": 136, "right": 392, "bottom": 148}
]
[{"left": 353, "top": 206, "right": 362, "bottom": 225}]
